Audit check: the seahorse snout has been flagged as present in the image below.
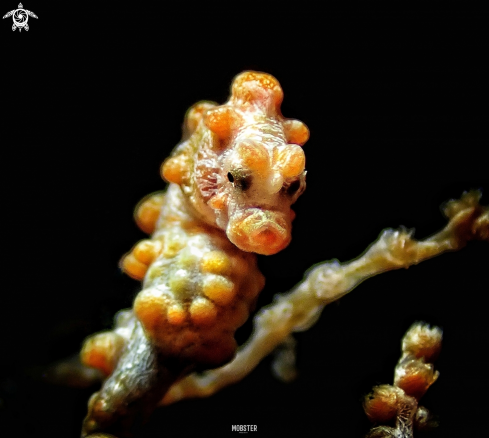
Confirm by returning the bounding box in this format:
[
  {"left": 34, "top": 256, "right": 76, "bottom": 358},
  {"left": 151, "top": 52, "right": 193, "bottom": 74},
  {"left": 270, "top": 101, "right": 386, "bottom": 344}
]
[{"left": 227, "top": 208, "right": 291, "bottom": 255}]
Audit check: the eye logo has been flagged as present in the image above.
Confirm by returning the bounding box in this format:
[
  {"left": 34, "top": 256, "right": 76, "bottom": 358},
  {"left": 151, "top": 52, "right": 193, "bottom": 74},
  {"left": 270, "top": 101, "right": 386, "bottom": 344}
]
[{"left": 3, "top": 3, "right": 37, "bottom": 32}]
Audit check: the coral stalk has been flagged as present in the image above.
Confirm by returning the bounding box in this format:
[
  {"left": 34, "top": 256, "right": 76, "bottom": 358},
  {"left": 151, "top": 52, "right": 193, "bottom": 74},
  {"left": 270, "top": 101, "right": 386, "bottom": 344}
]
[{"left": 161, "top": 191, "right": 487, "bottom": 404}]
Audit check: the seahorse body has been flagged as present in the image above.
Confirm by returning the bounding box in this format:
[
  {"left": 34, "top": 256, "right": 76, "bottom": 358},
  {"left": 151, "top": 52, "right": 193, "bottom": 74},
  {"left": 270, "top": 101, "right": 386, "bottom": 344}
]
[{"left": 80, "top": 72, "right": 309, "bottom": 436}]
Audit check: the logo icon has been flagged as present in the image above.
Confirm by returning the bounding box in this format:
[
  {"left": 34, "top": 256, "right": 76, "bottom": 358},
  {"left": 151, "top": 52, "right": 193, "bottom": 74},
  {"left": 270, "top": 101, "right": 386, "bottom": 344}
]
[{"left": 3, "top": 3, "right": 37, "bottom": 32}]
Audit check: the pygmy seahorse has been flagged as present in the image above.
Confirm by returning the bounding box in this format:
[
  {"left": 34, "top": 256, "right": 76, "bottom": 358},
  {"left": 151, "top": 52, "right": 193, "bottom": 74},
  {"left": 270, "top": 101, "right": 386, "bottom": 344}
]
[{"left": 80, "top": 71, "right": 309, "bottom": 437}]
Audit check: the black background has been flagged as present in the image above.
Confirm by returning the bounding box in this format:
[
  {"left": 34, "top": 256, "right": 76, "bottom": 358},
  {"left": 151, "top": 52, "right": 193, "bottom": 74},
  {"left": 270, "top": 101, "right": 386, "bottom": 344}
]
[{"left": 1, "top": 6, "right": 488, "bottom": 438}]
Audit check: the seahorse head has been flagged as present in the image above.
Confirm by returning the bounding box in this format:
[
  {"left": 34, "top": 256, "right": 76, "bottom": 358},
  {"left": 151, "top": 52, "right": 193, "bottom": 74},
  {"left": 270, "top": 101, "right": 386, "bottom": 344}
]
[{"left": 161, "top": 72, "right": 309, "bottom": 255}]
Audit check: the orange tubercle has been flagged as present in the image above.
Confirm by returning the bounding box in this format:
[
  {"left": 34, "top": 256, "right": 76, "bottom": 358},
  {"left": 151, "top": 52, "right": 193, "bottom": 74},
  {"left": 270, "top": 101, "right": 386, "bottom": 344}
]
[
  {"left": 283, "top": 119, "right": 310, "bottom": 146},
  {"left": 189, "top": 297, "right": 217, "bottom": 325},
  {"left": 134, "top": 289, "right": 168, "bottom": 332},
  {"left": 121, "top": 239, "right": 162, "bottom": 280},
  {"left": 202, "top": 275, "right": 236, "bottom": 306},
  {"left": 274, "top": 144, "right": 305, "bottom": 178},
  {"left": 204, "top": 106, "right": 241, "bottom": 140},
  {"left": 208, "top": 192, "right": 227, "bottom": 210},
  {"left": 81, "top": 332, "right": 125, "bottom": 376},
  {"left": 231, "top": 71, "right": 284, "bottom": 111},
  {"left": 161, "top": 154, "right": 190, "bottom": 184},
  {"left": 133, "top": 239, "right": 162, "bottom": 265},
  {"left": 134, "top": 192, "right": 165, "bottom": 234},
  {"left": 200, "top": 251, "right": 232, "bottom": 275},
  {"left": 185, "top": 101, "right": 216, "bottom": 135},
  {"left": 121, "top": 252, "right": 148, "bottom": 281},
  {"left": 237, "top": 141, "right": 270, "bottom": 175},
  {"left": 166, "top": 302, "right": 187, "bottom": 326}
]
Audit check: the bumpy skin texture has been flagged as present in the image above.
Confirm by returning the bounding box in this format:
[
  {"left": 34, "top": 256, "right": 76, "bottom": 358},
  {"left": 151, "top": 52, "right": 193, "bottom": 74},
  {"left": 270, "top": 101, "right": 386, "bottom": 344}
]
[
  {"left": 128, "top": 71, "right": 307, "bottom": 367},
  {"left": 132, "top": 185, "right": 265, "bottom": 368},
  {"left": 80, "top": 72, "right": 309, "bottom": 436}
]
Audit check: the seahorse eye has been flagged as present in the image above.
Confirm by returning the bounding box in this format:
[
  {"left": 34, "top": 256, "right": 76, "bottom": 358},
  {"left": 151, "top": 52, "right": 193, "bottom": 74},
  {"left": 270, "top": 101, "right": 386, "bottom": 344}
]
[
  {"left": 237, "top": 175, "right": 252, "bottom": 191},
  {"left": 286, "top": 179, "right": 301, "bottom": 195},
  {"left": 228, "top": 170, "right": 252, "bottom": 191}
]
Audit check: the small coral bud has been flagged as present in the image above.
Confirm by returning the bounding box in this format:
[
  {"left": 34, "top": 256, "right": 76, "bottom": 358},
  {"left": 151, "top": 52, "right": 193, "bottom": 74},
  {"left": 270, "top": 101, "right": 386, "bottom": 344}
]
[
  {"left": 402, "top": 322, "right": 442, "bottom": 363},
  {"left": 202, "top": 274, "right": 236, "bottom": 305},
  {"left": 120, "top": 252, "right": 148, "bottom": 281},
  {"left": 200, "top": 251, "right": 232, "bottom": 275},
  {"left": 166, "top": 302, "right": 187, "bottom": 326},
  {"left": 134, "top": 289, "right": 168, "bottom": 332},
  {"left": 394, "top": 359, "right": 439, "bottom": 400},
  {"left": 133, "top": 239, "right": 162, "bottom": 265},
  {"left": 81, "top": 332, "right": 125, "bottom": 376},
  {"left": 414, "top": 405, "right": 438, "bottom": 430},
  {"left": 185, "top": 101, "right": 216, "bottom": 135},
  {"left": 134, "top": 192, "right": 165, "bottom": 234},
  {"left": 283, "top": 119, "right": 310, "bottom": 145},
  {"left": 274, "top": 144, "right": 305, "bottom": 178},
  {"left": 363, "top": 384, "right": 399, "bottom": 423},
  {"left": 237, "top": 140, "right": 270, "bottom": 174},
  {"left": 189, "top": 297, "right": 218, "bottom": 326},
  {"left": 161, "top": 154, "right": 189, "bottom": 184},
  {"left": 443, "top": 190, "right": 481, "bottom": 219},
  {"left": 204, "top": 106, "right": 241, "bottom": 140}
]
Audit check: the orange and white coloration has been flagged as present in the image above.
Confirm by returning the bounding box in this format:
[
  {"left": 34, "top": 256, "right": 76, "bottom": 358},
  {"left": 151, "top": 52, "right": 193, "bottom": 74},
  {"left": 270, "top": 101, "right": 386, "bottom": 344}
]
[
  {"left": 78, "top": 72, "right": 488, "bottom": 438},
  {"left": 81, "top": 71, "right": 309, "bottom": 372}
]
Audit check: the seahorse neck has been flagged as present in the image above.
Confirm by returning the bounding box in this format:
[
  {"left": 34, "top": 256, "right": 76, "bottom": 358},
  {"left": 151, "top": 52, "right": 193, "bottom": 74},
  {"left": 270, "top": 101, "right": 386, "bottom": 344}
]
[{"left": 156, "top": 183, "right": 226, "bottom": 240}]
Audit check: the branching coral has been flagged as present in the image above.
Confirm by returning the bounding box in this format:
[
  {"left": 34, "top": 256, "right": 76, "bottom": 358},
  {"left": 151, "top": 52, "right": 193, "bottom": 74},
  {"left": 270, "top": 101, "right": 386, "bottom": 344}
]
[
  {"left": 160, "top": 190, "right": 487, "bottom": 406},
  {"left": 364, "top": 322, "right": 442, "bottom": 437},
  {"left": 75, "top": 72, "right": 488, "bottom": 438}
]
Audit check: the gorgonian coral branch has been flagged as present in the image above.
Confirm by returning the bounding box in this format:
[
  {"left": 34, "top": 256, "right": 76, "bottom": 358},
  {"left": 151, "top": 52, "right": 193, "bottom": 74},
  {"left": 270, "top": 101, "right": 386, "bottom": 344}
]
[{"left": 161, "top": 190, "right": 487, "bottom": 405}]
